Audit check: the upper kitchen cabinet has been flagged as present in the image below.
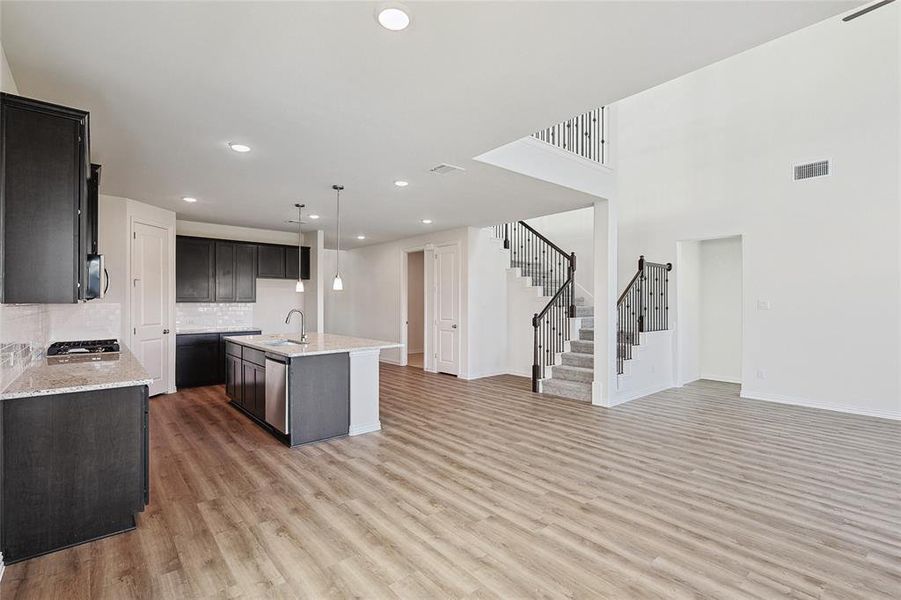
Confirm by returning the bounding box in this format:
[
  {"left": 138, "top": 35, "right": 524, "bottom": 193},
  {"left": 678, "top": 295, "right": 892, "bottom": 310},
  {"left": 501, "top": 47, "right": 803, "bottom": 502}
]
[
  {"left": 176, "top": 236, "right": 215, "bottom": 302},
  {"left": 257, "top": 244, "right": 286, "bottom": 279},
  {"left": 0, "top": 93, "right": 91, "bottom": 303},
  {"left": 214, "top": 240, "right": 257, "bottom": 303},
  {"left": 259, "top": 243, "right": 310, "bottom": 280}
]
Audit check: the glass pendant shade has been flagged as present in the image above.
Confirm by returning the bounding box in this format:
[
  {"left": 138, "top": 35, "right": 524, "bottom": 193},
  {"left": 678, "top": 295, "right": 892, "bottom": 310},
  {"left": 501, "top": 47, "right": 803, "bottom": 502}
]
[
  {"left": 332, "top": 184, "right": 345, "bottom": 291},
  {"left": 295, "top": 280, "right": 304, "bottom": 292},
  {"left": 333, "top": 274, "right": 343, "bottom": 291}
]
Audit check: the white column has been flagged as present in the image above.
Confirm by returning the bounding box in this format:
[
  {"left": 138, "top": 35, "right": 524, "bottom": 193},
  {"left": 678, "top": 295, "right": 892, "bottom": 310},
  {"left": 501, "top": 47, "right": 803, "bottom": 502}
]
[
  {"left": 592, "top": 198, "right": 617, "bottom": 406},
  {"left": 307, "top": 229, "right": 325, "bottom": 332},
  {"left": 348, "top": 348, "right": 382, "bottom": 435}
]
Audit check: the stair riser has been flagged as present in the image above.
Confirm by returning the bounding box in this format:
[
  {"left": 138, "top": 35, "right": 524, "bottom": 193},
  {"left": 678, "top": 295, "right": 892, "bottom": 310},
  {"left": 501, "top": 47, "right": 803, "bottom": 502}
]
[
  {"left": 551, "top": 367, "right": 593, "bottom": 383},
  {"left": 561, "top": 353, "right": 593, "bottom": 368},
  {"left": 570, "top": 340, "right": 593, "bottom": 353},
  {"left": 541, "top": 380, "right": 592, "bottom": 402},
  {"left": 575, "top": 307, "right": 593, "bottom": 317},
  {"left": 579, "top": 329, "right": 594, "bottom": 341}
]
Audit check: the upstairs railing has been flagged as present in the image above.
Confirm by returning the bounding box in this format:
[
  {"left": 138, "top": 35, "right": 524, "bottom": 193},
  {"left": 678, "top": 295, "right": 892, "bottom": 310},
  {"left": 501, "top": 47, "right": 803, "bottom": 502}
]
[
  {"left": 532, "top": 106, "right": 607, "bottom": 165},
  {"left": 492, "top": 222, "right": 576, "bottom": 392},
  {"left": 617, "top": 256, "right": 672, "bottom": 374}
]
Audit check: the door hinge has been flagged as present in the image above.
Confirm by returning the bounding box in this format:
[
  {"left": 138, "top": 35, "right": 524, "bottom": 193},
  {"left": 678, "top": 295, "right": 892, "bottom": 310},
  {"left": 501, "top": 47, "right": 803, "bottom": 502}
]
[
  {"left": 133, "top": 232, "right": 136, "bottom": 239},
  {"left": 133, "top": 328, "right": 137, "bottom": 335}
]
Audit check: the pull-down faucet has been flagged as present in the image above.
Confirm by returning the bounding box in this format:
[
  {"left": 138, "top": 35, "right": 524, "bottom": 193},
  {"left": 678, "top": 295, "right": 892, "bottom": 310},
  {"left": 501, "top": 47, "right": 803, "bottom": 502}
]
[{"left": 285, "top": 309, "right": 308, "bottom": 343}]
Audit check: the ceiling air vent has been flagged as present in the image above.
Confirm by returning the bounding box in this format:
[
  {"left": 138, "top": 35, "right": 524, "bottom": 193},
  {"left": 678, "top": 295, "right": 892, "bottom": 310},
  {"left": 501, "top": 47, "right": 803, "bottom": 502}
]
[
  {"left": 793, "top": 160, "right": 830, "bottom": 181},
  {"left": 429, "top": 163, "right": 465, "bottom": 175}
]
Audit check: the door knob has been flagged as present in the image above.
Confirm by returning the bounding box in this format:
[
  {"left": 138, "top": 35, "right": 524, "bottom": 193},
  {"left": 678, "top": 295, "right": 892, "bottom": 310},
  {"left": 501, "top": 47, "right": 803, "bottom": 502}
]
[
  {"left": 163, "top": 329, "right": 170, "bottom": 334},
  {"left": 451, "top": 324, "right": 457, "bottom": 329}
]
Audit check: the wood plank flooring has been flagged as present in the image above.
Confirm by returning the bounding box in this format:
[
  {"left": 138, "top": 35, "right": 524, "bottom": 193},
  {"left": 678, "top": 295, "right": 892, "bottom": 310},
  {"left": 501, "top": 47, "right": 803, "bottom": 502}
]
[{"left": 2, "top": 367, "right": 900, "bottom": 599}]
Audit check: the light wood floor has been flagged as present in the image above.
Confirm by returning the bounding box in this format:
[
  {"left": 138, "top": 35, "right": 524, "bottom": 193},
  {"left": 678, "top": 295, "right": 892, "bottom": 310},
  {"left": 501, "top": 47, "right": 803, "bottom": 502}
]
[{"left": 3, "top": 369, "right": 900, "bottom": 599}]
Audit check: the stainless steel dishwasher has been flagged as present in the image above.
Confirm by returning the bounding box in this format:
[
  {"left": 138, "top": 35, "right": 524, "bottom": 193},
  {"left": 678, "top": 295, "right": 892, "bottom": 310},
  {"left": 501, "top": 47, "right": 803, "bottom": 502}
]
[{"left": 264, "top": 355, "right": 289, "bottom": 434}]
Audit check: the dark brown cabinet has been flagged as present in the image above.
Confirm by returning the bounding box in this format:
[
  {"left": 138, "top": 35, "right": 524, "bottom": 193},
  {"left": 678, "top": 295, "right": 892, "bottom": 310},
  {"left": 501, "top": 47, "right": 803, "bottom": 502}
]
[
  {"left": 257, "top": 244, "right": 286, "bottom": 279},
  {"left": 1, "top": 93, "right": 91, "bottom": 303},
  {"left": 176, "top": 236, "right": 306, "bottom": 303},
  {"left": 1, "top": 385, "right": 149, "bottom": 564},
  {"left": 176, "top": 331, "right": 261, "bottom": 389},
  {"left": 175, "top": 237, "right": 215, "bottom": 302},
  {"left": 225, "top": 352, "right": 243, "bottom": 403}
]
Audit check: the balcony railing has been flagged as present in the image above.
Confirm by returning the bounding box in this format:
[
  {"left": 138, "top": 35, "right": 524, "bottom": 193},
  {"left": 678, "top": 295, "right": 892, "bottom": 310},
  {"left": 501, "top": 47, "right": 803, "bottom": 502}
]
[{"left": 532, "top": 106, "right": 607, "bottom": 165}]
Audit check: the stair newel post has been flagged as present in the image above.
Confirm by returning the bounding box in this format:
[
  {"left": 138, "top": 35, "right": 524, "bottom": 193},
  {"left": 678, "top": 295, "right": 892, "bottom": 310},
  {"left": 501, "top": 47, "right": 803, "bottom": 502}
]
[
  {"left": 503, "top": 223, "right": 510, "bottom": 250},
  {"left": 532, "top": 313, "right": 541, "bottom": 392},
  {"left": 568, "top": 252, "right": 577, "bottom": 318},
  {"left": 637, "top": 255, "right": 646, "bottom": 333}
]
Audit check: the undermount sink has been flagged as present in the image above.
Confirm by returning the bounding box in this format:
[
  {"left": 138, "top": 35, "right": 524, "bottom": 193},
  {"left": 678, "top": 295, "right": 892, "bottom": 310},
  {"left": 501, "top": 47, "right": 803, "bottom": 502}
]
[
  {"left": 262, "top": 340, "right": 294, "bottom": 347},
  {"left": 262, "top": 338, "right": 309, "bottom": 347}
]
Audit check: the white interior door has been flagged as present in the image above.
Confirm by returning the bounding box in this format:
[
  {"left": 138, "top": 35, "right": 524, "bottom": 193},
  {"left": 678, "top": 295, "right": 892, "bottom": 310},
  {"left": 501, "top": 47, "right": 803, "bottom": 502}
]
[
  {"left": 131, "top": 221, "right": 170, "bottom": 396},
  {"left": 435, "top": 244, "right": 460, "bottom": 375}
]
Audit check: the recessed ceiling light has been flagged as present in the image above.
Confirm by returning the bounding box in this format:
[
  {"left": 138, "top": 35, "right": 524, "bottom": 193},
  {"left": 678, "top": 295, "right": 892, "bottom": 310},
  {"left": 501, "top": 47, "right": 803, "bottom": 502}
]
[
  {"left": 394, "top": 180, "right": 409, "bottom": 187},
  {"left": 228, "top": 142, "right": 251, "bottom": 153},
  {"left": 377, "top": 6, "right": 411, "bottom": 31},
  {"left": 309, "top": 214, "right": 320, "bottom": 219},
  {"left": 182, "top": 196, "right": 197, "bottom": 203},
  {"left": 421, "top": 219, "right": 433, "bottom": 224},
  {"left": 356, "top": 235, "right": 366, "bottom": 240}
]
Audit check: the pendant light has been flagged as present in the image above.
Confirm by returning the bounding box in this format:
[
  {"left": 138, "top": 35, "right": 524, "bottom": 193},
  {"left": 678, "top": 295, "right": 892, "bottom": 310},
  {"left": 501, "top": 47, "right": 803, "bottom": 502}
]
[
  {"left": 332, "top": 184, "right": 344, "bottom": 291},
  {"left": 294, "top": 203, "right": 305, "bottom": 293}
]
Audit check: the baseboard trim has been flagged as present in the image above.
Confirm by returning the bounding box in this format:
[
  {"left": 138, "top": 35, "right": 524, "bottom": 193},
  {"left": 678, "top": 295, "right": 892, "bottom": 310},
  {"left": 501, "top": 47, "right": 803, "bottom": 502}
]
[
  {"left": 612, "top": 382, "right": 673, "bottom": 406},
  {"left": 699, "top": 374, "right": 742, "bottom": 385},
  {"left": 740, "top": 389, "right": 901, "bottom": 421},
  {"left": 349, "top": 421, "right": 382, "bottom": 436}
]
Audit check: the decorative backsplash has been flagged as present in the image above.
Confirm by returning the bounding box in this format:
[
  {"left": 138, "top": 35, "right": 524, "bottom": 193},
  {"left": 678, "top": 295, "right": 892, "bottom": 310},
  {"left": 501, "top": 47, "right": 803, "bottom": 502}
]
[
  {"left": 0, "top": 303, "right": 122, "bottom": 392},
  {"left": 175, "top": 303, "right": 254, "bottom": 330}
]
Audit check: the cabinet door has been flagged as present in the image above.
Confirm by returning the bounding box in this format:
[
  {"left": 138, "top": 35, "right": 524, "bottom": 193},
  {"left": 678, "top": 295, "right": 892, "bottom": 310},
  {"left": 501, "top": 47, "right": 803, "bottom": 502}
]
[
  {"left": 175, "top": 334, "right": 220, "bottom": 388},
  {"left": 235, "top": 243, "right": 257, "bottom": 302},
  {"left": 242, "top": 362, "right": 258, "bottom": 417},
  {"left": 253, "top": 364, "right": 267, "bottom": 421},
  {"left": 226, "top": 355, "right": 243, "bottom": 404},
  {"left": 214, "top": 241, "right": 236, "bottom": 302},
  {"left": 176, "top": 237, "right": 215, "bottom": 302},
  {"left": 257, "top": 244, "right": 286, "bottom": 278},
  {"left": 1, "top": 94, "right": 88, "bottom": 304},
  {"left": 300, "top": 246, "right": 311, "bottom": 280},
  {"left": 285, "top": 246, "right": 299, "bottom": 280}
]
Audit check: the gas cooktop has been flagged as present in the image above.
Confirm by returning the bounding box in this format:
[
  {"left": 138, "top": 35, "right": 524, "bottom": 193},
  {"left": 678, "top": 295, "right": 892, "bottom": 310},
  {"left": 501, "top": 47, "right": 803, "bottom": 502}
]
[{"left": 47, "top": 339, "right": 120, "bottom": 356}]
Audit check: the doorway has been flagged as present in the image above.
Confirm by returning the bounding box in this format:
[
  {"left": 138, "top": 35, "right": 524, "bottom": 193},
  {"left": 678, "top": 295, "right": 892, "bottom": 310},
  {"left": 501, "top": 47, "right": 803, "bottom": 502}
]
[
  {"left": 131, "top": 220, "right": 171, "bottom": 396},
  {"left": 676, "top": 235, "right": 743, "bottom": 386},
  {"left": 406, "top": 251, "right": 425, "bottom": 369}
]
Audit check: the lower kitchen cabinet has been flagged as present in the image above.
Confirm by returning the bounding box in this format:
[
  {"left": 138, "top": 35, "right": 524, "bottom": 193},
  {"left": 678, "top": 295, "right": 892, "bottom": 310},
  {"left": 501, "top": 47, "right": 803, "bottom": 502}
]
[
  {"left": 225, "top": 353, "right": 243, "bottom": 404},
  {"left": 1, "top": 385, "right": 149, "bottom": 564},
  {"left": 242, "top": 361, "right": 266, "bottom": 420},
  {"left": 176, "top": 330, "right": 261, "bottom": 389}
]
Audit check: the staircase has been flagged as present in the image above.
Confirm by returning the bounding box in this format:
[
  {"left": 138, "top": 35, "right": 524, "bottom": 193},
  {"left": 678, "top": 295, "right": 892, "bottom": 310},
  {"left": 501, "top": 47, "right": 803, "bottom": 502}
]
[
  {"left": 492, "top": 221, "right": 593, "bottom": 401},
  {"left": 616, "top": 256, "right": 672, "bottom": 375}
]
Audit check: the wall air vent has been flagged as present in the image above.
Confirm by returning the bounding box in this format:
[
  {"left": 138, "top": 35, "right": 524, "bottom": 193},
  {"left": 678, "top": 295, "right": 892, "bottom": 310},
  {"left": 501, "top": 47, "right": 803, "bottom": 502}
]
[
  {"left": 429, "top": 163, "right": 466, "bottom": 175},
  {"left": 793, "top": 160, "right": 830, "bottom": 181}
]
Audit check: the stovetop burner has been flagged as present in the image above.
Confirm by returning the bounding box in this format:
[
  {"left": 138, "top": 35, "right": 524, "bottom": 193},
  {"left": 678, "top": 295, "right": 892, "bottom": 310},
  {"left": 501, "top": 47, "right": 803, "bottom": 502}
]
[{"left": 47, "top": 339, "right": 120, "bottom": 356}]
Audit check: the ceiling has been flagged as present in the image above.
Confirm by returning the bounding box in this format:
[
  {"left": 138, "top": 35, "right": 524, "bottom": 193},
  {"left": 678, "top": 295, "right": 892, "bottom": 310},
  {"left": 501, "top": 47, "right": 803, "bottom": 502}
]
[{"left": 2, "top": 1, "right": 858, "bottom": 249}]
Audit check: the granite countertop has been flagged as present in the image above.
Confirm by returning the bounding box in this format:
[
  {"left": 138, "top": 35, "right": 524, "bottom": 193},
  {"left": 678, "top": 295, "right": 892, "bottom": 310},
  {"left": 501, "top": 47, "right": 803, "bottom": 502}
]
[
  {"left": 0, "top": 347, "right": 153, "bottom": 400},
  {"left": 176, "top": 325, "right": 262, "bottom": 334},
  {"left": 224, "top": 332, "right": 402, "bottom": 358}
]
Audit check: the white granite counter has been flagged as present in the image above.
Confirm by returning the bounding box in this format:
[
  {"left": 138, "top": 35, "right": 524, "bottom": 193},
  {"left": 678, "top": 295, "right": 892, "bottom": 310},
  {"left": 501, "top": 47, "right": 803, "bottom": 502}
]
[
  {"left": 224, "top": 332, "right": 401, "bottom": 358},
  {"left": 176, "top": 325, "right": 262, "bottom": 334},
  {"left": 0, "top": 347, "right": 153, "bottom": 400}
]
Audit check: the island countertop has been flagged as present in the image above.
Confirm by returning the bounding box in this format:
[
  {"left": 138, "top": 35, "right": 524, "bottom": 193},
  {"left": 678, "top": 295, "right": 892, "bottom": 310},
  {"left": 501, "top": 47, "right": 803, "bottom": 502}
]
[
  {"left": 223, "top": 332, "right": 402, "bottom": 358},
  {"left": 1, "top": 347, "right": 153, "bottom": 400}
]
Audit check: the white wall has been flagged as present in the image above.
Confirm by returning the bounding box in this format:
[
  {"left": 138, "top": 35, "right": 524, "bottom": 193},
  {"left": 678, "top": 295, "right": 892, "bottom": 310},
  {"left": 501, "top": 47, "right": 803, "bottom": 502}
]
[
  {"left": 323, "top": 228, "right": 470, "bottom": 370},
  {"left": 406, "top": 251, "right": 424, "bottom": 353},
  {"left": 699, "top": 237, "right": 742, "bottom": 383},
  {"left": 1, "top": 45, "right": 17, "bottom": 93},
  {"left": 615, "top": 8, "right": 900, "bottom": 419},
  {"left": 676, "top": 241, "right": 701, "bottom": 385},
  {"left": 466, "top": 228, "right": 508, "bottom": 379},
  {"left": 525, "top": 206, "right": 595, "bottom": 301}
]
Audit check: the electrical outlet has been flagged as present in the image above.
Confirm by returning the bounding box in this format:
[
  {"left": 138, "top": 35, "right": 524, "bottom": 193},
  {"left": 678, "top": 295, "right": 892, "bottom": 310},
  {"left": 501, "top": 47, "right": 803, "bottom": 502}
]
[
  {"left": 757, "top": 300, "right": 771, "bottom": 311},
  {"left": 756, "top": 369, "right": 767, "bottom": 380}
]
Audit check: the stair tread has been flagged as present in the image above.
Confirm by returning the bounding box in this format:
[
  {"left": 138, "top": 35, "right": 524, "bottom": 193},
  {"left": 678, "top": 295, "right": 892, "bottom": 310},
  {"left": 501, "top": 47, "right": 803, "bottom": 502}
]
[{"left": 553, "top": 364, "right": 593, "bottom": 374}]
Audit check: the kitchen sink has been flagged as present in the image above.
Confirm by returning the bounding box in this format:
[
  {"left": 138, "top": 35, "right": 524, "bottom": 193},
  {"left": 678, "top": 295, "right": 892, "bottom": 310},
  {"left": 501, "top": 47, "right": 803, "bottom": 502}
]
[{"left": 262, "top": 340, "right": 294, "bottom": 347}]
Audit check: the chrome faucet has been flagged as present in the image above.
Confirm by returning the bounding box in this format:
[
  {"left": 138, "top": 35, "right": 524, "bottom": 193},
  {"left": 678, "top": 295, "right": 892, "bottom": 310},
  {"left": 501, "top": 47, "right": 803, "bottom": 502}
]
[{"left": 285, "top": 309, "right": 308, "bottom": 343}]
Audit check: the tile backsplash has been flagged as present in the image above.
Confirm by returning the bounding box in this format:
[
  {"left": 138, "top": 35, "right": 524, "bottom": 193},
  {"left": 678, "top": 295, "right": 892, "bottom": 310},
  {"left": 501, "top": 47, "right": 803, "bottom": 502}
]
[
  {"left": 0, "top": 303, "right": 123, "bottom": 392},
  {"left": 175, "top": 303, "right": 254, "bottom": 330}
]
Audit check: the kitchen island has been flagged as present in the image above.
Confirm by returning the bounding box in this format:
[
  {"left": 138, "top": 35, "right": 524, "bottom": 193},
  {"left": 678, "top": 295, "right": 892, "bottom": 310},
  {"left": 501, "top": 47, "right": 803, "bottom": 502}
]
[{"left": 223, "top": 333, "right": 401, "bottom": 446}]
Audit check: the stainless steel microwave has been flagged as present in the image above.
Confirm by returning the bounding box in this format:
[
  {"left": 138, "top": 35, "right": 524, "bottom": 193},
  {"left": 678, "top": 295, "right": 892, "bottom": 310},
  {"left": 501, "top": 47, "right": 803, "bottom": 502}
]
[{"left": 85, "top": 254, "right": 108, "bottom": 300}]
